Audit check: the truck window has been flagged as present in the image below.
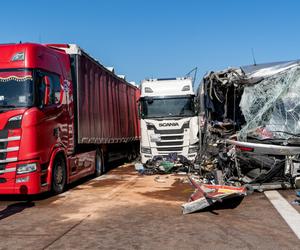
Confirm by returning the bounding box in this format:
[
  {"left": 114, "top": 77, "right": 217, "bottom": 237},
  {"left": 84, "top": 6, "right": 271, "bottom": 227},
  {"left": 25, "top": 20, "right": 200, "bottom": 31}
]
[
  {"left": 49, "top": 74, "right": 61, "bottom": 105},
  {"left": 0, "top": 70, "right": 34, "bottom": 108},
  {"left": 38, "top": 78, "right": 46, "bottom": 106},
  {"left": 37, "top": 71, "right": 61, "bottom": 106}
]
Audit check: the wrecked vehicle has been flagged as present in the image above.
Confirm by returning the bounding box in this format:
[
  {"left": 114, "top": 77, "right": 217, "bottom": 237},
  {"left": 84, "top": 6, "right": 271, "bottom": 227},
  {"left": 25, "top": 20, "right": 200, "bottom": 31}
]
[{"left": 197, "top": 61, "right": 300, "bottom": 190}]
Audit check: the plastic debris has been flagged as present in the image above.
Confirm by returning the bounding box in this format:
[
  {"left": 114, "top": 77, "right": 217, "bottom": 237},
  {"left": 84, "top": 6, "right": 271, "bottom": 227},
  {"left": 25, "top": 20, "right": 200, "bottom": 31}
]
[
  {"left": 182, "top": 176, "right": 247, "bottom": 214},
  {"left": 135, "top": 163, "right": 144, "bottom": 172},
  {"left": 291, "top": 199, "right": 300, "bottom": 206},
  {"left": 154, "top": 176, "right": 167, "bottom": 183},
  {"left": 139, "top": 153, "right": 193, "bottom": 175}
]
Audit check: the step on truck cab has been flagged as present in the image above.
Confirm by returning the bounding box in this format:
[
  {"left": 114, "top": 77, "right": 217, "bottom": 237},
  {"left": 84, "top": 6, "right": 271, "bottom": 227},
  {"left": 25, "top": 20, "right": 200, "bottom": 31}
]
[
  {"left": 139, "top": 77, "right": 199, "bottom": 164},
  {"left": 0, "top": 43, "right": 140, "bottom": 195}
]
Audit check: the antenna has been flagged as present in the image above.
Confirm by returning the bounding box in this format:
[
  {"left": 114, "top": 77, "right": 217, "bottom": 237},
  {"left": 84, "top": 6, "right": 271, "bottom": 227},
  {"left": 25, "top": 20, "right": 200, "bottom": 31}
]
[
  {"left": 251, "top": 48, "right": 257, "bottom": 66},
  {"left": 185, "top": 67, "right": 198, "bottom": 87}
]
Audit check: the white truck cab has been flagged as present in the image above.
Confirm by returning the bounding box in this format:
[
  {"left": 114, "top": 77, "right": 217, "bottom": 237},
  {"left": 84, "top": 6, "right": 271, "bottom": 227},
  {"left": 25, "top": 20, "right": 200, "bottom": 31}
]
[{"left": 139, "top": 77, "right": 199, "bottom": 164}]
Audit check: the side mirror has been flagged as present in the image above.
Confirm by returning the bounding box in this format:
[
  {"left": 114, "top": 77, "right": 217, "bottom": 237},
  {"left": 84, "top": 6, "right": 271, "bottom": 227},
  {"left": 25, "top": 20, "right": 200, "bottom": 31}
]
[
  {"left": 138, "top": 101, "right": 141, "bottom": 119},
  {"left": 146, "top": 97, "right": 153, "bottom": 104},
  {"left": 194, "top": 97, "right": 199, "bottom": 115}
]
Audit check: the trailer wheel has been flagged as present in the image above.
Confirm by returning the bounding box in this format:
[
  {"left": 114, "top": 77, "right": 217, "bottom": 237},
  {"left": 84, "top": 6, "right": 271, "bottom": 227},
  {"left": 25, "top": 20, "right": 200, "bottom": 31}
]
[
  {"left": 95, "top": 149, "right": 104, "bottom": 176},
  {"left": 52, "top": 156, "right": 66, "bottom": 194},
  {"left": 127, "top": 152, "right": 133, "bottom": 162},
  {"left": 132, "top": 151, "right": 138, "bottom": 161}
]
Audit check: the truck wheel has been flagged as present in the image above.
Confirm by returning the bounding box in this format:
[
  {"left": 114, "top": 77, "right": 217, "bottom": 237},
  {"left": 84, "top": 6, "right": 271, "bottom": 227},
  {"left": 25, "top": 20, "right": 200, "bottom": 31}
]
[
  {"left": 95, "top": 149, "right": 104, "bottom": 177},
  {"left": 52, "top": 156, "right": 67, "bottom": 194}
]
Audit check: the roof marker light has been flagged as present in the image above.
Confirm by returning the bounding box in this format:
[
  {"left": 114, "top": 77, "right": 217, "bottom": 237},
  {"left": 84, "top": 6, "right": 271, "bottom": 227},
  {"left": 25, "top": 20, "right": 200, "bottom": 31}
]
[
  {"left": 182, "top": 85, "right": 190, "bottom": 91},
  {"left": 145, "top": 87, "right": 153, "bottom": 93},
  {"left": 11, "top": 52, "right": 25, "bottom": 62}
]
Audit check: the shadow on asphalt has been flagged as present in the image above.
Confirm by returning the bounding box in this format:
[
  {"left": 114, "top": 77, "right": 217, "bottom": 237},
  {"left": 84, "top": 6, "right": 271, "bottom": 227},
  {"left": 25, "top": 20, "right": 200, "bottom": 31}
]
[
  {"left": 199, "top": 196, "right": 245, "bottom": 215},
  {"left": 0, "top": 201, "right": 35, "bottom": 221}
]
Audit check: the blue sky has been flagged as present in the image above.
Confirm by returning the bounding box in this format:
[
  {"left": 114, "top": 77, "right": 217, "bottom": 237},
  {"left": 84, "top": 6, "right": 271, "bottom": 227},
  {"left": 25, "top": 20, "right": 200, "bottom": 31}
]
[{"left": 1, "top": 0, "right": 300, "bottom": 86}]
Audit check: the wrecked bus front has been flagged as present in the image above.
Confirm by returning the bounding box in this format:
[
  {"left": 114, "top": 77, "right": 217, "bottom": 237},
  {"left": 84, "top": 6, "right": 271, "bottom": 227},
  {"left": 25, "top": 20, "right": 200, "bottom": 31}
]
[{"left": 199, "top": 61, "right": 300, "bottom": 189}]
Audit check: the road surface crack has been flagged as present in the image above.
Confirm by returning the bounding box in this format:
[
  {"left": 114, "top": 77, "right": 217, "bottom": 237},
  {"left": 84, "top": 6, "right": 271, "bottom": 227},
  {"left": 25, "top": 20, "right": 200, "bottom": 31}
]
[{"left": 42, "top": 214, "right": 91, "bottom": 249}]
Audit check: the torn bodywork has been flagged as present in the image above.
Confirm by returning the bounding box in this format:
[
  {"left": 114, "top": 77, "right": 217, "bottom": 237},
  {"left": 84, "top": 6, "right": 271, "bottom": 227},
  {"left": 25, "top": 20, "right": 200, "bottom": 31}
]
[
  {"left": 182, "top": 176, "right": 247, "bottom": 214},
  {"left": 198, "top": 61, "right": 300, "bottom": 190}
]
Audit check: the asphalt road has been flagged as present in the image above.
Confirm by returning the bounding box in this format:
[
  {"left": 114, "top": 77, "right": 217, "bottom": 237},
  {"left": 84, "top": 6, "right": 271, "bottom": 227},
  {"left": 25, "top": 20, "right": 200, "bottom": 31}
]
[{"left": 0, "top": 163, "right": 299, "bottom": 250}]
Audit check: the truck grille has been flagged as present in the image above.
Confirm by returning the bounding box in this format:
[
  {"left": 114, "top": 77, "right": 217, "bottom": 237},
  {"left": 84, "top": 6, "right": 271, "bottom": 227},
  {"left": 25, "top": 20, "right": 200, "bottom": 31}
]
[
  {"left": 0, "top": 178, "right": 6, "bottom": 183},
  {"left": 157, "top": 147, "right": 183, "bottom": 152},
  {"left": 153, "top": 128, "right": 184, "bottom": 134},
  {"left": 148, "top": 122, "right": 189, "bottom": 155},
  {"left": 156, "top": 141, "right": 183, "bottom": 146},
  {"left": 0, "top": 129, "right": 20, "bottom": 164},
  {"left": 0, "top": 152, "right": 6, "bottom": 160},
  {"left": 160, "top": 135, "right": 183, "bottom": 140},
  {"left": 0, "top": 165, "right": 5, "bottom": 175},
  {"left": 0, "top": 130, "right": 8, "bottom": 139}
]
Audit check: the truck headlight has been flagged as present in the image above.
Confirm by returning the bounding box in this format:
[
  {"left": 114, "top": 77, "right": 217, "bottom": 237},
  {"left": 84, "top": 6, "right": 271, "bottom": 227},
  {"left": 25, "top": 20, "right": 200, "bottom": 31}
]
[
  {"left": 141, "top": 147, "right": 151, "bottom": 154},
  {"left": 5, "top": 114, "right": 23, "bottom": 129},
  {"left": 188, "top": 147, "right": 199, "bottom": 154},
  {"left": 17, "top": 163, "right": 37, "bottom": 174}
]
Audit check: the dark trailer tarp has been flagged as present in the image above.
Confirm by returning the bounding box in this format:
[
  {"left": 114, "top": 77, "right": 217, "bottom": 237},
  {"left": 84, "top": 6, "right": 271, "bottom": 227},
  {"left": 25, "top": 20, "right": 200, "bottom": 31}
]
[{"left": 72, "top": 51, "right": 140, "bottom": 145}]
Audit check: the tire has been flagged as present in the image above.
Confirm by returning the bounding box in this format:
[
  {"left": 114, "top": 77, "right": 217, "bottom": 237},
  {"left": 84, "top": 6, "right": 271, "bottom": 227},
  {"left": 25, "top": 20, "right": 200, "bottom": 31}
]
[
  {"left": 132, "top": 151, "right": 138, "bottom": 161},
  {"left": 95, "top": 149, "right": 104, "bottom": 177},
  {"left": 127, "top": 152, "right": 133, "bottom": 162},
  {"left": 51, "top": 156, "right": 67, "bottom": 194}
]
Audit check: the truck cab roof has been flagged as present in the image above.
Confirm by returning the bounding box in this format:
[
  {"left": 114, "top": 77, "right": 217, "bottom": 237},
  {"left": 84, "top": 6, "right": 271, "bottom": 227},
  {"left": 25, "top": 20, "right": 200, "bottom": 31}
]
[{"left": 140, "top": 77, "right": 194, "bottom": 97}]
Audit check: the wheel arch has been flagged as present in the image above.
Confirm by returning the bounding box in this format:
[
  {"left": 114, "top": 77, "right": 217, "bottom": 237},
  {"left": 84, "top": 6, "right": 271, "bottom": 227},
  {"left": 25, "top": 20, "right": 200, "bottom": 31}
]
[{"left": 46, "top": 147, "right": 68, "bottom": 187}]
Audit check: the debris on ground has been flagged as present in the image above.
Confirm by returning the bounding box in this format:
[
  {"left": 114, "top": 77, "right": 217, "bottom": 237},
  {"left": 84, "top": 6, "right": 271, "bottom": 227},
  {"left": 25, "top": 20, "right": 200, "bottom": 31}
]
[
  {"left": 182, "top": 176, "right": 248, "bottom": 214},
  {"left": 154, "top": 176, "right": 169, "bottom": 183},
  {"left": 292, "top": 189, "right": 300, "bottom": 206},
  {"left": 291, "top": 199, "right": 300, "bottom": 206},
  {"left": 136, "top": 153, "right": 196, "bottom": 175}
]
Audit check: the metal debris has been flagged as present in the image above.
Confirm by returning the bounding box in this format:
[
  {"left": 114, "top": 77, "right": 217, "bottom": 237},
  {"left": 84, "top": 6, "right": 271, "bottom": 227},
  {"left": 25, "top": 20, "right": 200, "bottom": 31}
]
[
  {"left": 139, "top": 153, "right": 194, "bottom": 175},
  {"left": 182, "top": 176, "right": 248, "bottom": 214}
]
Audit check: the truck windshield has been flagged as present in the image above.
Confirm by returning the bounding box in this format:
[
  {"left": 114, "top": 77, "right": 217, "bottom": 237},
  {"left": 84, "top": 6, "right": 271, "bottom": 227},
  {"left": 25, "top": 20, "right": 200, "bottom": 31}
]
[
  {"left": 0, "top": 70, "right": 34, "bottom": 108},
  {"left": 141, "top": 96, "right": 195, "bottom": 119}
]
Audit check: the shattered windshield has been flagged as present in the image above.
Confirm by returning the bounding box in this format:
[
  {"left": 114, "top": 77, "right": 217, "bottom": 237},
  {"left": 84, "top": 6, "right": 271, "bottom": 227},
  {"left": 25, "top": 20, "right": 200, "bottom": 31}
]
[
  {"left": 141, "top": 96, "right": 195, "bottom": 119},
  {"left": 0, "top": 70, "right": 34, "bottom": 108},
  {"left": 239, "top": 66, "right": 300, "bottom": 140}
]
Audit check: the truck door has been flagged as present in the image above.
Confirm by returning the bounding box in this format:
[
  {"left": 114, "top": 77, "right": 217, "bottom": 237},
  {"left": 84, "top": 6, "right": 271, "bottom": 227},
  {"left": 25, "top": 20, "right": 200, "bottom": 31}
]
[{"left": 35, "top": 71, "right": 69, "bottom": 162}]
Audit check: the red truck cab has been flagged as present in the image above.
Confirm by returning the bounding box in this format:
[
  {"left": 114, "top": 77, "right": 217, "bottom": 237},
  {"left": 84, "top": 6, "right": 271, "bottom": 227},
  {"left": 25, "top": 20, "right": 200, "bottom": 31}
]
[
  {"left": 0, "top": 43, "right": 90, "bottom": 194},
  {"left": 0, "top": 43, "right": 140, "bottom": 195}
]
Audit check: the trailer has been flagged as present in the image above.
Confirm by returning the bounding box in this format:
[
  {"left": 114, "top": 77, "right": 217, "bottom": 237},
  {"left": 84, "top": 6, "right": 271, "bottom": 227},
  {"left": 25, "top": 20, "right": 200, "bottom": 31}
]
[{"left": 0, "top": 43, "right": 140, "bottom": 194}]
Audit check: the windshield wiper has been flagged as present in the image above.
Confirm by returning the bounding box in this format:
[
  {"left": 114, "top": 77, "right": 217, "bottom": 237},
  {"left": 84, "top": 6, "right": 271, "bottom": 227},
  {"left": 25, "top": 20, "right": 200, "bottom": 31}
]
[{"left": 0, "top": 105, "right": 18, "bottom": 108}]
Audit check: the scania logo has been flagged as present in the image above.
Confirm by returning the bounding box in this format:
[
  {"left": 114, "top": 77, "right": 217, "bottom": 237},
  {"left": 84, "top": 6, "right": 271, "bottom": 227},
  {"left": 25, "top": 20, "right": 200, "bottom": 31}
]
[{"left": 159, "top": 122, "right": 179, "bottom": 127}]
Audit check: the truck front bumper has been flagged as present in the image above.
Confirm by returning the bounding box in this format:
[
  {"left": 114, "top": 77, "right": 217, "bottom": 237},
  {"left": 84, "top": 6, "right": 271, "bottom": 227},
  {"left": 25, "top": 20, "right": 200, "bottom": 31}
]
[{"left": 0, "top": 161, "right": 46, "bottom": 195}]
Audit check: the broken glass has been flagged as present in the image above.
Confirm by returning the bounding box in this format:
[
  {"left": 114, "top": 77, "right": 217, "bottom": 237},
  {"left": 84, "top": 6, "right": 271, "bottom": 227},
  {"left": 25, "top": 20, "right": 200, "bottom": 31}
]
[{"left": 239, "top": 66, "right": 300, "bottom": 140}]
